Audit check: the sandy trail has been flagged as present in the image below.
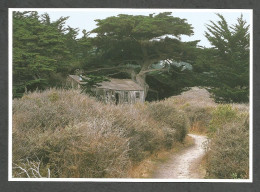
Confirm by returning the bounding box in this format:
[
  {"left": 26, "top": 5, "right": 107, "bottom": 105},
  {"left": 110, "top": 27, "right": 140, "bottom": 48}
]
[{"left": 152, "top": 134, "right": 208, "bottom": 179}]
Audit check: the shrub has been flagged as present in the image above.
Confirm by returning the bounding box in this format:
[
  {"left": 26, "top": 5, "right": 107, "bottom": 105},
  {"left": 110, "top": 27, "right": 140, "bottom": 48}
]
[
  {"left": 110, "top": 105, "right": 165, "bottom": 163},
  {"left": 13, "top": 89, "right": 101, "bottom": 132},
  {"left": 182, "top": 105, "right": 213, "bottom": 133},
  {"left": 208, "top": 104, "right": 239, "bottom": 134},
  {"left": 13, "top": 122, "right": 131, "bottom": 178},
  {"left": 163, "top": 87, "right": 216, "bottom": 134},
  {"left": 206, "top": 115, "right": 249, "bottom": 179},
  {"left": 147, "top": 101, "right": 189, "bottom": 143},
  {"left": 12, "top": 89, "right": 189, "bottom": 178},
  {"left": 161, "top": 87, "right": 250, "bottom": 179}
]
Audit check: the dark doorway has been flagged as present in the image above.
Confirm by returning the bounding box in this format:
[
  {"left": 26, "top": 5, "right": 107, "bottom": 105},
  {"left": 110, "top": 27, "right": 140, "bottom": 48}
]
[{"left": 115, "top": 93, "right": 119, "bottom": 105}]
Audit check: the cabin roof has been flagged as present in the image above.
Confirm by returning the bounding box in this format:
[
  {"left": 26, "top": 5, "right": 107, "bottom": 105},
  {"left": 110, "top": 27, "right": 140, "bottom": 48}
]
[
  {"left": 69, "top": 75, "right": 86, "bottom": 84},
  {"left": 98, "top": 78, "right": 144, "bottom": 91},
  {"left": 68, "top": 75, "right": 144, "bottom": 91}
]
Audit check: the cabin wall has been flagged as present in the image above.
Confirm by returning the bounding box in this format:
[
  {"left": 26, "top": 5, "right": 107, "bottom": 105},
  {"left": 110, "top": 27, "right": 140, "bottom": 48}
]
[
  {"left": 128, "top": 91, "right": 145, "bottom": 104},
  {"left": 67, "top": 76, "right": 145, "bottom": 104},
  {"left": 95, "top": 89, "right": 144, "bottom": 104},
  {"left": 67, "top": 77, "right": 81, "bottom": 89}
]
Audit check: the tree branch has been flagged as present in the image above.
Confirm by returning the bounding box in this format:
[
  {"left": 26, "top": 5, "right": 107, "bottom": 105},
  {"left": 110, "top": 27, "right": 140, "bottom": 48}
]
[
  {"left": 106, "top": 71, "right": 125, "bottom": 77},
  {"left": 165, "top": 59, "right": 186, "bottom": 74},
  {"left": 13, "top": 163, "right": 31, "bottom": 178},
  {"left": 139, "top": 68, "right": 168, "bottom": 75},
  {"left": 85, "top": 66, "right": 125, "bottom": 73},
  {"left": 13, "top": 157, "right": 51, "bottom": 178},
  {"left": 84, "top": 59, "right": 141, "bottom": 73}
]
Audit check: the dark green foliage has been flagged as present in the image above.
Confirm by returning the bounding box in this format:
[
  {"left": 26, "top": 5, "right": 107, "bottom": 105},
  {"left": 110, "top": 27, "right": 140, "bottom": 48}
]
[
  {"left": 203, "top": 14, "right": 250, "bottom": 103},
  {"left": 80, "top": 75, "right": 110, "bottom": 95},
  {"left": 13, "top": 11, "right": 249, "bottom": 103},
  {"left": 13, "top": 11, "right": 72, "bottom": 98},
  {"left": 12, "top": 11, "right": 92, "bottom": 98},
  {"left": 86, "top": 13, "right": 199, "bottom": 98},
  {"left": 146, "top": 66, "right": 198, "bottom": 100}
]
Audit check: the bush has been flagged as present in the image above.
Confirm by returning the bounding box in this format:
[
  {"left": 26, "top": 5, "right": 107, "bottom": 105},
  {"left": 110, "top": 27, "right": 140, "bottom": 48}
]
[
  {"left": 147, "top": 101, "right": 189, "bottom": 143},
  {"left": 202, "top": 104, "right": 249, "bottom": 179},
  {"left": 182, "top": 105, "right": 213, "bottom": 133},
  {"left": 109, "top": 105, "right": 165, "bottom": 163},
  {"left": 160, "top": 87, "right": 250, "bottom": 179},
  {"left": 208, "top": 104, "right": 239, "bottom": 134},
  {"left": 13, "top": 123, "right": 131, "bottom": 178},
  {"left": 206, "top": 115, "right": 249, "bottom": 179},
  {"left": 13, "top": 89, "right": 101, "bottom": 132},
  {"left": 12, "top": 89, "right": 189, "bottom": 178}
]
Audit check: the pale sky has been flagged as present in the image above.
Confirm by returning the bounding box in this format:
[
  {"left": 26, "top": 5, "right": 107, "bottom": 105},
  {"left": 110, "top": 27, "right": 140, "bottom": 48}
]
[{"left": 36, "top": 9, "right": 252, "bottom": 48}]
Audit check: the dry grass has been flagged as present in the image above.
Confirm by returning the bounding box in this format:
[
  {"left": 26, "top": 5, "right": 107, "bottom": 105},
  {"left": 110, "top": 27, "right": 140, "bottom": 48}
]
[{"left": 12, "top": 88, "right": 189, "bottom": 178}]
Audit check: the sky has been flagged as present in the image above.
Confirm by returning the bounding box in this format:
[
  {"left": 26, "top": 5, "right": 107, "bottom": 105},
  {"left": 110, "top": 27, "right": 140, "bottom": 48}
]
[{"left": 36, "top": 9, "right": 252, "bottom": 48}]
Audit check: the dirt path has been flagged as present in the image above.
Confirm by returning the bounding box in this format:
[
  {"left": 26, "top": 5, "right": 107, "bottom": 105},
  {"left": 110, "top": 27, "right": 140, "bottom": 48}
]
[{"left": 152, "top": 134, "right": 208, "bottom": 179}]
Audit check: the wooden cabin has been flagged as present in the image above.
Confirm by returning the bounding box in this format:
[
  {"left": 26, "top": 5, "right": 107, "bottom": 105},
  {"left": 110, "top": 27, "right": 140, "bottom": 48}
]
[{"left": 68, "top": 75, "right": 145, "bottom": 104}]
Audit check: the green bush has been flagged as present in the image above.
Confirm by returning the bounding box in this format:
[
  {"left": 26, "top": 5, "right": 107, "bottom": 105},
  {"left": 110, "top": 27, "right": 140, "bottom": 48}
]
[{"left": 208, "top": 104, "right": 238, "bottom": 134}]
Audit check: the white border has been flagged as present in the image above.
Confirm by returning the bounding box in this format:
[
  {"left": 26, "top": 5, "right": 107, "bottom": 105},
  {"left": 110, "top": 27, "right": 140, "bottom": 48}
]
[
  {"left": 8, "top": 8, "right": 253, "bottom": 183},
  {"left": 249, "top": 8, "right": 253, "bottom": 183},
  {"left": 8, "top": 8, "right": 13, "bottom": 181},
  {"left": 9, "top": 8, "right": 253, "bottom": 12}
]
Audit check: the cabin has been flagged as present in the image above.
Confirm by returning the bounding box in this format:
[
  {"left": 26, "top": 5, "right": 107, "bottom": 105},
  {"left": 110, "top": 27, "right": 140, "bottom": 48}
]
[{"left": 68, "top": 75, "right": 145, "bottom": 104}]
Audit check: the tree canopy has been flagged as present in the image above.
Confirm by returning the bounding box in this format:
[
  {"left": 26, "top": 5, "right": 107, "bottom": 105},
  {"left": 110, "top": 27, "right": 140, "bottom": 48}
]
[
  {"left": 12, "top": 11, "right": 90, "bottom": 98},
  {"left": 13, "top": 12, "right": 71, "bottom": 97},
  {"left": 202, "top": 14, "right": 250, "bottom": 103},
  {"left": 84, "top": 12, "right": 199, "bottom": 98},
  {"left": 12, "top": 11, "right": 250, "bottom": 103}
]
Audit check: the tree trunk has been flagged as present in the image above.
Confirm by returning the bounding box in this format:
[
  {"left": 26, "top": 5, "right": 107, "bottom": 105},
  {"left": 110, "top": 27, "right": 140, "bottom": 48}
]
[
  {"left": 136, "top": 73, "right": 149, "bottom": 98},
  {"left": 132, "top": 60, "right": 151, "bottom": 99}
]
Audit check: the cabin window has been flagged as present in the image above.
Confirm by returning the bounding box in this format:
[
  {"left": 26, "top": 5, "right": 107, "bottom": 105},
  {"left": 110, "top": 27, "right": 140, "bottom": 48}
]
[
  {"left": 105, "top": 90, "right": 110, "bottom": 103},
  {"left": 135, "top": 92, "right": 140, "bottom": 99},
  {"left": 115, "top": 93, "right": 119, "bottom": 105},
  {"left": 124, "top": 92, "right": 128, "bottom": 102}
]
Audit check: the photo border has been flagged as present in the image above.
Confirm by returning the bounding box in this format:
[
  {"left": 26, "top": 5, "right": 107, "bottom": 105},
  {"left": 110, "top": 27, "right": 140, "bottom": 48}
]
[
  {"left": 8, "top": 8, "right": 253, "bottom": 183},
  {"left": 1, "top": 0, "right": 259, "bottom": 191}
]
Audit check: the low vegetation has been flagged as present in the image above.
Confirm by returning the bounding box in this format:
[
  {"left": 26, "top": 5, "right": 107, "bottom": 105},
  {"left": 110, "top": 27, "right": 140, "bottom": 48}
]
[
  {"left": 12, "top": 87, "right": 250, "bottom": 179},
  {"left": 170, "top": 87, "right": 250, "bottom": 179},
  {"left": 12, "top": 89, "right": 188, "bottom": 178},
  {"left": 205, "top": 105, "right": 249, "bottom": 179}
]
